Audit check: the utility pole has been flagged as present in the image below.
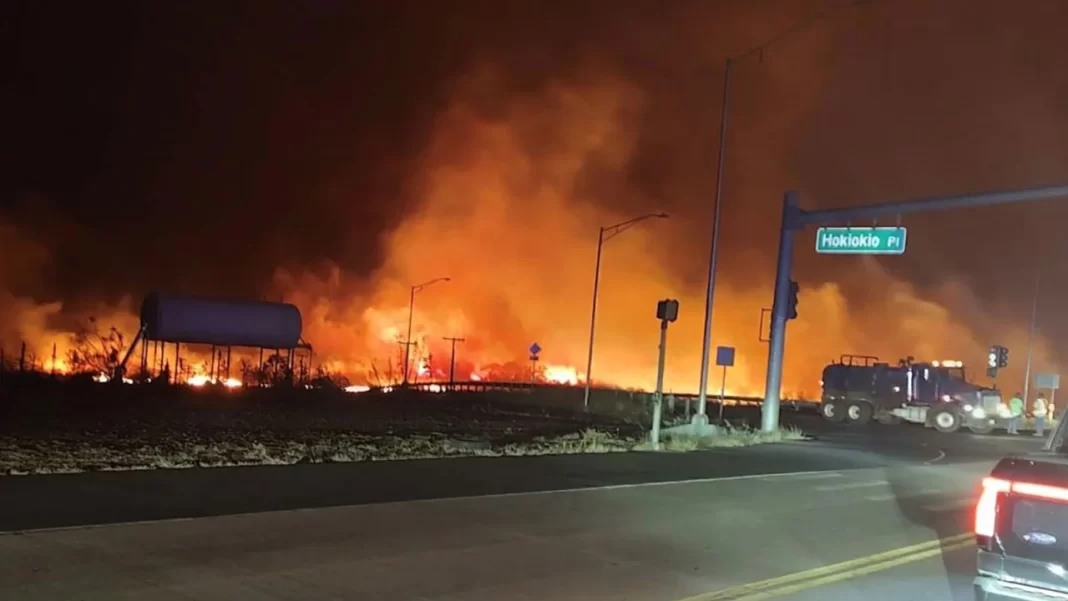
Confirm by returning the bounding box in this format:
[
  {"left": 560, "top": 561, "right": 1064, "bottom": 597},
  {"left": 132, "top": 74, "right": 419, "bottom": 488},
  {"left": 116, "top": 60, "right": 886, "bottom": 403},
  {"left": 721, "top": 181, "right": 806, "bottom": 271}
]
[
  {"left": 397, "top": 340, "right": 415, "bottom": 385},
  {"left": 762, "top": 184, "right": 1068, "bottom": 433},
  {"left": 1023, "top": 269, "right": 1040, "bottom": 404},
  {"left": 442, "top": 336, "right": 465, "bottom": 389}
]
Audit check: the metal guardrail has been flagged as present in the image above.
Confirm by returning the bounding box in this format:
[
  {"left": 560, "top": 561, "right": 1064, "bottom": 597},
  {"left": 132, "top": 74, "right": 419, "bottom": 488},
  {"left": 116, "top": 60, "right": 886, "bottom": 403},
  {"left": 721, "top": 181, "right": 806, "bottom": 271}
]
[{"left": 372, "top": 381, "right": 819, "bottom": 409}]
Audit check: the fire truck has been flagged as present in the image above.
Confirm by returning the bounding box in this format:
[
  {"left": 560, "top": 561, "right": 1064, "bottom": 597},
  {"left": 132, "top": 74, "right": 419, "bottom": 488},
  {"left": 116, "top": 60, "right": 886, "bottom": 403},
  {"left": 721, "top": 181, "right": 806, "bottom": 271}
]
[{"left": 819, "top": 355, "right": 1005, "bottom": 434}]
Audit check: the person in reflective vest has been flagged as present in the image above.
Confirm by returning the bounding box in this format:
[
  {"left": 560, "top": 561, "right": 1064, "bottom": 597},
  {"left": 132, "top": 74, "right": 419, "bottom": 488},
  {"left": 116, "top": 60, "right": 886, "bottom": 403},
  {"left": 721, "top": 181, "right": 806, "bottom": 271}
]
[{"left": 1008, "top": 393, "right": 1025, "bottom": 435}]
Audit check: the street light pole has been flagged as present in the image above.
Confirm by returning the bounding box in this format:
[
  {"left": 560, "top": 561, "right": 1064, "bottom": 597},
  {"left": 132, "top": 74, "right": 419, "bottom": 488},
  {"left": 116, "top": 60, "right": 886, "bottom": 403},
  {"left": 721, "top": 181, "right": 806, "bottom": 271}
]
[
  {"left": 402, "top": 277, "right": 450, "bottom": 386},
  {"left": 582, "top": 212, "right": 669, "bottom": 410},
  {"left": 1023, "top": 269, "right": 1040, "bottom": 404},
  {"left": 583, "top": 227, "right": 605, "bottom": 409},
  {"left": 695, "top": 56, "right": 732, "bottom": 421},
  {"left": 693, "top": 0, "right": 867, "bottom": 425}
]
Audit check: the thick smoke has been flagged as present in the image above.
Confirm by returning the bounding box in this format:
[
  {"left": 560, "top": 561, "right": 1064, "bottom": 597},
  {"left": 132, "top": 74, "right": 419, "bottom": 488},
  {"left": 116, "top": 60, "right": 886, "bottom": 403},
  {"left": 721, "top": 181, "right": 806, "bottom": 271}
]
[{"left": 281, "top": 64, "right": 1057, "bottom": 396}]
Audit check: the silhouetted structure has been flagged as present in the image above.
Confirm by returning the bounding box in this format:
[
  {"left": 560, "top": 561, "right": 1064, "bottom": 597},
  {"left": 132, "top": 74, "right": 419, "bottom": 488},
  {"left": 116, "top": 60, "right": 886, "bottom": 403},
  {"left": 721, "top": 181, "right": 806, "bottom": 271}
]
[{"left": 117, "top": 293, "right": 311, "bottom": 381}]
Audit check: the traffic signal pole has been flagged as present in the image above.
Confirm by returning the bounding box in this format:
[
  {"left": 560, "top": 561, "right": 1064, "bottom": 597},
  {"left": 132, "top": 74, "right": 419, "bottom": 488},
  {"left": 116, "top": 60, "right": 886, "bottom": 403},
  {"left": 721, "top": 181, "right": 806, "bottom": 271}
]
[
  {"left": 761, "top": 192, "right": 800, "bottom": 432},
  {"left": 762, "top": 183, "right": 1068, "bottom": 433}
]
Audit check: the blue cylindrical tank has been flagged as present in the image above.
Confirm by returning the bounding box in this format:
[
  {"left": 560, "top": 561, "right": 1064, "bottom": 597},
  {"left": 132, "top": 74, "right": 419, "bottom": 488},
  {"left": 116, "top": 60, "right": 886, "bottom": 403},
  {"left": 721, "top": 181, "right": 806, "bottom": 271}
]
[{"left": 140, "top": 293, "right": 303, "bottom": 349}]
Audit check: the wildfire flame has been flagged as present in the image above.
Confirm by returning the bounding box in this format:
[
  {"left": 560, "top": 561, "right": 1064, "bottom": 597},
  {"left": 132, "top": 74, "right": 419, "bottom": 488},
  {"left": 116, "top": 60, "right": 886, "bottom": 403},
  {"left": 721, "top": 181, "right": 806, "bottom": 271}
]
[
  {"left": 187, "top": 374, "right": 242, "bottom": 389},
  {"left": 544, "top": 364, "right": 579, "bottom": 386}
]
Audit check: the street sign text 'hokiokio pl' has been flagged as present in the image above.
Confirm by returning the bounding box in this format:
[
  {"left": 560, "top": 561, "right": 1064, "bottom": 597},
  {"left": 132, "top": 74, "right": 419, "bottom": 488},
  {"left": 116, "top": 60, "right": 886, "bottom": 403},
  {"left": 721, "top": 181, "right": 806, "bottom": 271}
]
[{"left": 815, "top": 226, "right": 907, "bottom": 255}]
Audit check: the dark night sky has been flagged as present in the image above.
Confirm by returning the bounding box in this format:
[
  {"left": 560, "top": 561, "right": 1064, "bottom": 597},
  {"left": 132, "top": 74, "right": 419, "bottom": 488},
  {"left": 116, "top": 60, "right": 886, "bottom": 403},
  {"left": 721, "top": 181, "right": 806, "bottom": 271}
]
[
  {"left": 6, "top": 0, "right": 1068, "bottom": 383},
  {"left": 7, "top": 0, "right": 476, "bottom": 298}
]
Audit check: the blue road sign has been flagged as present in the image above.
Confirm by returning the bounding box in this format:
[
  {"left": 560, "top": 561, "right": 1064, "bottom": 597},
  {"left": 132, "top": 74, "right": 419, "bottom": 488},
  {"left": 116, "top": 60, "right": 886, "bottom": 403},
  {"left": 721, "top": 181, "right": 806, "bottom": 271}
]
[
  {"left": 529, "top": 342, "right": 541, "bottom": 356},
  {"left": 716, "top": 346, "right": 735, "bottom": 367}
]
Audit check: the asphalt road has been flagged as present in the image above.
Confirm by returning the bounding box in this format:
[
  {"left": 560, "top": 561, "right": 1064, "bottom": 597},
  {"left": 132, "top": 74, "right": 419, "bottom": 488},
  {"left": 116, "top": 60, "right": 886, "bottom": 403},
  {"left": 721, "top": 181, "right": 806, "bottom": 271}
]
[
  {"left": 0, "top": 415, "right": 1043, "bottom": 533},
  {"left": 0, "top": 453, "right": 1004, "bottom": 600},
  {"left": 0, "top": 417, "right": 1051, "bottom": 600}
]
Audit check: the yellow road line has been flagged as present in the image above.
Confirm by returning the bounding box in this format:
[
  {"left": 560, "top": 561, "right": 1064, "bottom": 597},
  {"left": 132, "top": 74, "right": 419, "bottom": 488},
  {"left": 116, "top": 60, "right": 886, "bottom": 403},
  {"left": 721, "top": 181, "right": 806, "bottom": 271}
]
[
  {"left": 679, "top": 532, "right": 974, "bottom": 601},
  {"left": 727, "top": 539, "right": 975, "bottom": 601}
]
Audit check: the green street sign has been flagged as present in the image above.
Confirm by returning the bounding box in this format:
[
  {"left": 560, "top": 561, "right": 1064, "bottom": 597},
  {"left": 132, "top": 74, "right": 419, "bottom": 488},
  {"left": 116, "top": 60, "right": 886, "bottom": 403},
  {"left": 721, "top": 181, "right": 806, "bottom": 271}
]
[{"left": 815, "top": 226, "right": 907, "bottom": 255}]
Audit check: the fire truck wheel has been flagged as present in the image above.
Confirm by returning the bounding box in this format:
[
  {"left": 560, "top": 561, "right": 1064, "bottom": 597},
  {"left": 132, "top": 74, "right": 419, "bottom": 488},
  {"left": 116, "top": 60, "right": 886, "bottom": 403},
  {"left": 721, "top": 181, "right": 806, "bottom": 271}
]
[
  {"left": 844, "top": 401, "right": 873, "bottom": 425},
  {"left": 821, "top": 401, "right": 846, "bottom": 423},
  {"left": 931, "top": 405, "right": 962, "bottom": 433},
  {"left": 968, "top": 419, "right": 995, "bottom": 435}
]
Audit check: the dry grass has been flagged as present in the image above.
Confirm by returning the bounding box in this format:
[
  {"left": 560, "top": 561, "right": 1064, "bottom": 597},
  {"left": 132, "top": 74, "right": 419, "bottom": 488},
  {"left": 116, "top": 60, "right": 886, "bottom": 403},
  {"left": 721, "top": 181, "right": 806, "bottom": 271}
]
[
  {"left": 0, "top": 423, "right": 810, "bottom": 475},
  {"left": 635, "top": 424, "right": 808, "bottom": 452},
  {"left": 0, "top": 428, "right": 645, "bottom": 476}
]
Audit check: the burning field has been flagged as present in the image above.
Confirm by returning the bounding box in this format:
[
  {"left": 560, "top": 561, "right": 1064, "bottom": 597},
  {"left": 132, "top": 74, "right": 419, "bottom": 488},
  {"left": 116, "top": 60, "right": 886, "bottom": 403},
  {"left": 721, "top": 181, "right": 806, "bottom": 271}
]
[{"left": 0, "top": 76, "right": 1057, "bottom": 400}]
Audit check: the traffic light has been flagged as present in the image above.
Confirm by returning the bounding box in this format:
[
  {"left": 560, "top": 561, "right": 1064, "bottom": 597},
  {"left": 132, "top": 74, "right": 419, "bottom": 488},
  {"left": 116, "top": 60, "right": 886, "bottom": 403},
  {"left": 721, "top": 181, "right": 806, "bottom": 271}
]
[
  {"left": 787, "top": 280, "right": 799, "bottom": 320},
  {"left": 987, "top": 345, "right": 1009, "bottom": 378}
]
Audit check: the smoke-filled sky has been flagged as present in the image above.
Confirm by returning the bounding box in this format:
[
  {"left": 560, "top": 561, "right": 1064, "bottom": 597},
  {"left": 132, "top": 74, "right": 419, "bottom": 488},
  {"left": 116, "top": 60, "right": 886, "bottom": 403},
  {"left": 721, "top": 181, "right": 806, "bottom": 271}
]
[{"left": 5, "top": 0, "right": 1068, "bottom": 396}]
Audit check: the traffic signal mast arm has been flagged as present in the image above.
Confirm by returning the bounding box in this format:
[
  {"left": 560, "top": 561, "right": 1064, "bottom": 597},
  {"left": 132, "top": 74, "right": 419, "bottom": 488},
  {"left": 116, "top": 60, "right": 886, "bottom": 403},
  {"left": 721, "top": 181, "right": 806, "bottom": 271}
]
[
  {"left": 792, "top": 184, "right": 1068, "bottom": 229},
  {"left": 762, "top": 184, "right": 1068, "bottom": 433}
]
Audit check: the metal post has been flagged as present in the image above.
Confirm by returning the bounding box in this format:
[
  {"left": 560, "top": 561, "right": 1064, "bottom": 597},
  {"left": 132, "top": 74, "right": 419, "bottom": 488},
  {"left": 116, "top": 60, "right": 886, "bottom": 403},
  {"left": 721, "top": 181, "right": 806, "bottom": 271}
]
[
  {"left": 403, "top": 286, "right": 416, "bottom": 385},
  {"left": 696, "top": 57, "right": 734, "bottom": 421},
  {"left": 717, "top": 365, "right": 728, "bottom": 422},
  {"left": 174, "top": 343, "right": 180, "bottom": 383},
  {"left": 651, "top": 319, "right": 669, "bottom": 450},
  {"left": 449, "top": 344, "right": 456, "bottom": 386},
  {"left": 443, "top": 336, "right": 464, "bottom": 389},
  {"left": 226, "top": 346, "right": 232, "bottom": 380},
  {"left": 583, "top": 227, "right": 605, "bottom": 410},
  {"left": 1023, "top": 269, "right": 1039, "bottom": 404},
  {"left": 761, "top": 191, "right": 800, "bottom": 433}
]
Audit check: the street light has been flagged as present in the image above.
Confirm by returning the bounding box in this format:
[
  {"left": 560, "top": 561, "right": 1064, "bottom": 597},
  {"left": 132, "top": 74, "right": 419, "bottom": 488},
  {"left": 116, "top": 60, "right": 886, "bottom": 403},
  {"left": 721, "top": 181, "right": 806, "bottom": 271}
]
[
  {"left": 583, "top": 212, "right": 669, "bottom": 410},
  {"left": 403, "top": 276, "right": 450, "bottom": 385},
  {"left": 1023, "top": 269, "right": 1040, "bottom": 404},
  {"left": 694, "top": 4, "right": 862, "bottom": 425}
]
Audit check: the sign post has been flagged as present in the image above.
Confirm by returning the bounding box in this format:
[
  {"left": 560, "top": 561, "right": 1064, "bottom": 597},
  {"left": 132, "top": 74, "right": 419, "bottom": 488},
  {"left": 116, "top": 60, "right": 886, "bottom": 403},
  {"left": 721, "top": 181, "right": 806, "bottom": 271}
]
[
  {"left": 716, "top": 346, "right": 735, "bottom": 421},
  {"left": 651, "top": 299, "right": 679, "bottom": 450},
  {"left": 815, "top": 227, "right": 907, "bottom": 255},
  {"left": 529, "top": 342, "right": 541, "bottom": 383}
]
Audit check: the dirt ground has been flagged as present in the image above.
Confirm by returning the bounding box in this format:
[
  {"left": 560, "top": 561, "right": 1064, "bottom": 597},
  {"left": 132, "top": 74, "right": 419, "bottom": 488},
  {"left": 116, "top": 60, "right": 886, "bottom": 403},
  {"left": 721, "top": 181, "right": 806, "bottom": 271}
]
[{"left": 0, "top": 380, "right": 647, "bottom": 474}]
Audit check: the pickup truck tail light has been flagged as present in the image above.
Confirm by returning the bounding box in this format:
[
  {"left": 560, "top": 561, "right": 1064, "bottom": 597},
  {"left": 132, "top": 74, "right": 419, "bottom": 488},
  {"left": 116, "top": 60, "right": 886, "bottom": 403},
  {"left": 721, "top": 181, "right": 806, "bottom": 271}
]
[
  {"left": 976, "top": 477, "right": 1010, "bottom": 537},
  {"left": 975, "top": 476, "right": 1068, "bottom": 537}
]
